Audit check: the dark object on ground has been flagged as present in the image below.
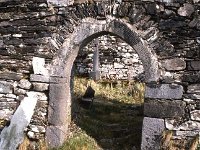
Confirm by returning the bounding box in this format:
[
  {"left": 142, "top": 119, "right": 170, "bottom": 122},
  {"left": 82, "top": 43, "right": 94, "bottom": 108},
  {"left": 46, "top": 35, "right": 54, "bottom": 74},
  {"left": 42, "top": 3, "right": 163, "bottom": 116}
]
[{"left": 80, "top": 86, "right": 95, "bottom": 109}]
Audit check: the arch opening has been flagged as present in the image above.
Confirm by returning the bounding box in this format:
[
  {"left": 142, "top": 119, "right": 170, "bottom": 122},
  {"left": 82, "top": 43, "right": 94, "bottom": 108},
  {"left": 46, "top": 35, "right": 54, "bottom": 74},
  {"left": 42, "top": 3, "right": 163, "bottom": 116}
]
[
  {"left": 46, "top": 17, "right": 159, "bottom": 148},
  {"left": 70, "top": 33, "right": 145, "bottom": 149}
]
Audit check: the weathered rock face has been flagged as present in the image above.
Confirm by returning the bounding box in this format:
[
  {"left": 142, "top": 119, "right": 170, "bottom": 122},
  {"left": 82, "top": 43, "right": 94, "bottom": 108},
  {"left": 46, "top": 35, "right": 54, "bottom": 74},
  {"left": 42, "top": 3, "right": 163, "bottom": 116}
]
[{"left": 0, "top": 0, "right": 199, "bottom": 149}]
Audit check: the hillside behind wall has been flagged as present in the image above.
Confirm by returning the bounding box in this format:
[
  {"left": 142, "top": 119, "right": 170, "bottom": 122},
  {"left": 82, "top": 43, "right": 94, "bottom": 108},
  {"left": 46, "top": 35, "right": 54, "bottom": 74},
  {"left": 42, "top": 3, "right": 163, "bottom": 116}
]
[{"left": 0, "top": 0, "right": 199, "bottom": 149}]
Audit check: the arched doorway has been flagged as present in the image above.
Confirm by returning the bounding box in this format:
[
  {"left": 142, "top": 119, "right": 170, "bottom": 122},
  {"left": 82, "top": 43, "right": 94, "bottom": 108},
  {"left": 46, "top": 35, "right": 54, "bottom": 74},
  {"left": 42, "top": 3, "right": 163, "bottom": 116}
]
[{"left": 46, "top": 16, "right": 160, "bottom": 148}]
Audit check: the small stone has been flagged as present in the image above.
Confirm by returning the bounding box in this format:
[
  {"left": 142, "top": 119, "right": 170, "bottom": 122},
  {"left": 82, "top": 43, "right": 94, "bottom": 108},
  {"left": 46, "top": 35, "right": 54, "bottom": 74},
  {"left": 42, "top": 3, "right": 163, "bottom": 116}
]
[
  {"left": 178, "top": 3, "right": 194, "bottom": 17},
  {"left": 175, "top": 131, "right": 199, "bottom": 137},
  {"left": 31, "top": 92, "right": 47, "bottom": 101},
  {"left": 18, "top": 79, "right": 32, "bottom": 90},
  {"left": 27, "top": 131, "right": 35, "bottom": 139},
  {"left": 5, "top": 94, "right": 16, "bottom": 99},
  {"left": 32, "top": 57, "right": 49, "bottom": 76},
  {"left": 191, "top": 110, "right": 200, "bottom": 121},
  {"left": 0, "top": 81, "right": 12, "bottom": 94},
  {"left": 187, "top": 84, "right": 200, "bottom": 93},
  {"left": 29, "top": 125, "right": 39, "bottom": 133},
  {"left": 114, "top": 62, "right": 124, "bottom": 69},
  {"left": 14, "top": 88, "right": 27, "bottom": 95},
  {"left": 166, "top": 119, "right": 200, "bottom": 130},
  {"left": 33, "top": 83, "right": 49, "bottom": 92}
]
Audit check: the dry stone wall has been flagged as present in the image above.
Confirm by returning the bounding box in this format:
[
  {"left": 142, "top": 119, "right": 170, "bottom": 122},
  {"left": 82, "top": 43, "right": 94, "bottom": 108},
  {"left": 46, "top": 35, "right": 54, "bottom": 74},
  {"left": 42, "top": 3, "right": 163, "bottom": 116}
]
[
  {"left": 74, "top": 35, "right": 144, "bottom": 80},
  {"left": 0, "top": 0, "right": 199, "bottom": 149}
]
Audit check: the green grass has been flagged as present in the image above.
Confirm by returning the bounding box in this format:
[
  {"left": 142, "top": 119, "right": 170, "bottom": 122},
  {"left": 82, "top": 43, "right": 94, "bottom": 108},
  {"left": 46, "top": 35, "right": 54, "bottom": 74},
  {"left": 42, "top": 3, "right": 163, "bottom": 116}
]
[{"left": 51, "top": 131, "right": 101, "bottom": 150}]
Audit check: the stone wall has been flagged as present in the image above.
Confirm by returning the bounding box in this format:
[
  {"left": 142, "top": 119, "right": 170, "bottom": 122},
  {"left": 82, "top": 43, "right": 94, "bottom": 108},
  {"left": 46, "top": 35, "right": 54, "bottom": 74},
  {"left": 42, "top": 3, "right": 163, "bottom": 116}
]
[
  {"left": 0, "top": 0, "right": 199, "bottom": 149},
  {"left": 74, "top": 35, "right": 144, "bottom": 80}
]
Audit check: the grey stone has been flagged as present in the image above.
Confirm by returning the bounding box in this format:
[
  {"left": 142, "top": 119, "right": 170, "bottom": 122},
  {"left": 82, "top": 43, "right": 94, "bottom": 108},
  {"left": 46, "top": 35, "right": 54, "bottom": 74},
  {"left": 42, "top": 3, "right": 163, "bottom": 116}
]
[
  {"left": 144, "top": 99, "right": 186, "bottom": 118},
  {"left": 166, "top": 119, "right": 200, "bottom": 130},
  {"left": 32, "top": 57, "right": 49, "bottom": 76},
  {"left": 141, "top": 117, "right": 164, "bottom": 150},
  {"left": 33, "top": 83, "right": 49, "bottom": 91},
  {"left": 49, "top": 76, "right": 68, "bottom": 83},
  {"left": 14, "top": 88, "right": 27, "bottom": 95},
  {"left": 191, "top": 110, "right": 200, "bottom": 121},
  {"left": 183, "top": 93, "right": 200, "bottom": 100},
  {"left": 30, "top": 74, "right": 50, "bottom": 83},
  {"left": 0, "top": 92, "right": 38, "bottom": 150},
  {"left": 48, "top": 83, "right": 70, "bottom": 125},
  {"left": 187, "top": 84, "right": 200, "bottom": 93},
  {"left": 46, "top": 125, "right": 68, "bottom": 148},
  {"left": 178, "top": 3, "right": 194, "bottom": 17},
  {"left": 162, "top": 58, "right": 186, "bottom": 71},
  {"left": 30, "top": 92, "right": 47, "bottom": 101},
  {"left": 47, "top": 0, "right": 73, "bottom": 6},
  {"left": 188, "top": 61, "right": 200, "bottom": 71},
  {"left": 18, "top": 79, "right": 32, "bottom": 90},
  {"left": 0, "top": 72, "right": 23, "bottom": 81},
  {"left": 175, "top": 131, "right": 199, "bottom": 137},
  {"left": 145, "top": 84, "right": 183, "bottom": 99},
  {"left": 0, "top": 109, "right": 14, "bottom": 120},
  {"left": 0, "top": 81, "right": 12, "bottom": 94}
]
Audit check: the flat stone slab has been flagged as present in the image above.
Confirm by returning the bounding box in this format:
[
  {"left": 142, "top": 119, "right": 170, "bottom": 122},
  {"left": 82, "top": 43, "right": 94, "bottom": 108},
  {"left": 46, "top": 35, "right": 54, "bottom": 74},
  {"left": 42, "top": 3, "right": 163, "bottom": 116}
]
[
  {"left": 145, "top": 84, "right": 183, "bottom": 99},
  {"left": 144, "top": 99, "right": 186, "bottom": 118},
  {"left": 141, "top": 117, "right": 165, "bottom": 150},
  {"left": 162, "top": 58, "right": 186, "bottom": 71},
  {"left": 187, "top": 84, "right": 200, "bottom": 93}
]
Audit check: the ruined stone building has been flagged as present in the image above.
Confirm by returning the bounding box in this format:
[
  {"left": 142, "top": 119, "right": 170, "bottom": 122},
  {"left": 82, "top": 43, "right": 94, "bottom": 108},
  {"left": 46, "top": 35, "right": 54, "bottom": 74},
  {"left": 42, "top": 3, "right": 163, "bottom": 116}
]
[{"left": 0, "top": 0, "right": 199, "bottom": 149}]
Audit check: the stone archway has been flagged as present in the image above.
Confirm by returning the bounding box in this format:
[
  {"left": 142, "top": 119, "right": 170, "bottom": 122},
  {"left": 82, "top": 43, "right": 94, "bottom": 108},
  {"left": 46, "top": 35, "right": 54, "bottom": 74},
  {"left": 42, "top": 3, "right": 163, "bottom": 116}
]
[{"left": 46, "top": 16, "right": 160, "bottom": 148}]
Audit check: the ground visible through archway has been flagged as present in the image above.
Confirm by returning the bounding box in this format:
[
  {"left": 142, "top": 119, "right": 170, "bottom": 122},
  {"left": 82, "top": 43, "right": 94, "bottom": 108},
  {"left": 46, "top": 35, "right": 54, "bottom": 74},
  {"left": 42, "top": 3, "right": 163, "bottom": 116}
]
[{"left": 57, "top": 77, "right": 144, "bottom": 150}]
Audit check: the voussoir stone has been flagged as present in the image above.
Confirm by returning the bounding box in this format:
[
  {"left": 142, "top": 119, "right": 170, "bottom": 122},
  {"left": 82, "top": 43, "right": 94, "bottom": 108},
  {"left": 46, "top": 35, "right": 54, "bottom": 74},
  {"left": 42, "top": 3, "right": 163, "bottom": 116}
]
[{"left": 145, "top": 84, "right": 183, "bottom": 99}]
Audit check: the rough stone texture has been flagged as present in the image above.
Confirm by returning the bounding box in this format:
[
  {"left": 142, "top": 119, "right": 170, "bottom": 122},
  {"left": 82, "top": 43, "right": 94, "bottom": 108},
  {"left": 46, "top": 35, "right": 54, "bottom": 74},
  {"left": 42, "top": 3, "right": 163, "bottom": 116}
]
[
  {"left": 46, "top": 125, "right": 68, "bottom": 148},
  {"left": 0, "top": 109, "right": 14, "bottom": 120},
  {"left": 141, "top": 117, "right": 165, "bottom": 150},
  {"left": 0, "top": 82, "right": 12, "bottom": 94},
  {"left": 30, "top": 74, "right": 50, "bottom": 83},
  {"left": 191, "top": 110, "right": 200, "bottom": 121},
  {"left": 0, "top": 92, "right": 38, "bottom": 150},
  {"left": 187, "top": 84, "right": 200, "bottom": 93},
  {"left": 144, "top": 99, "right": 186, "bottom": 118},
  {"left": 32, "top": 83, "right": 49, "bottom": 92},
  {"left": 48, "top": 83, "right": 70, "bottom": 126},
  {"left": 162, "top": 58, "right": 186, "bottom": 71},
  {"left": 187, "top": 61, "right": 200, "bottom": 71},
  {"left": 145, "top": 84, "right": 183, "bottom": 99},
  {"left": 166, "top": 119, "right": 200, "bottom": 130},
  {"left": 18, "top": 79, "right": 32, "bottom": 90},
  {"left": 178, "top": 4, "right": 194, "bottom": 17},
  {"left": 32, "top": 57, "right": 49, "bottom": 76}
]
